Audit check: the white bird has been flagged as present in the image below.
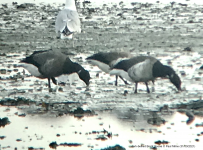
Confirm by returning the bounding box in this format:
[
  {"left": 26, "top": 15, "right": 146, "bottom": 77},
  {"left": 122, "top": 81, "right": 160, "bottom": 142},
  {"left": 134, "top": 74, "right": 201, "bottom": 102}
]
[
  {"left": 55, "top": 0, "right": 81, "bottom": 39},
  {"left": 110, "top": 56, "right": 181, "bottom": 93},
  {"left": 19, "top": 49, "right": 90, "bottom": 89}
]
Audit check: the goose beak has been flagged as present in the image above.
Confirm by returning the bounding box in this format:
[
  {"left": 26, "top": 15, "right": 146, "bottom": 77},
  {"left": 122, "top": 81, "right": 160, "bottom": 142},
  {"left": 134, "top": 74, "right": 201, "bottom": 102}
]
[
  {"left": 176, "top": 86, "right": 182, "bottom": 92},
  {"left": 86, "top": 82, "right": 90, "bottom": 87}
]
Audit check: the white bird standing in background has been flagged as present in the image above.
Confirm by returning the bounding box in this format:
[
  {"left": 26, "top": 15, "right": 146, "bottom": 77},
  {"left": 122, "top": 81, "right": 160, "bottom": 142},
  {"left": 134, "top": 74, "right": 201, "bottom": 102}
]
[{"left": 55, "top": 0, "right": 81, "bottom": 40}]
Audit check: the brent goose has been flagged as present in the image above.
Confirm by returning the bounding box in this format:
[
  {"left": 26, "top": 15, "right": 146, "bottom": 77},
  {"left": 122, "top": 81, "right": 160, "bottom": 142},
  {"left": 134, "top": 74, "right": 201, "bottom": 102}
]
[
  {"left": 20, "top": 49, "right": 90, "bottom": 89},
  {"left": 86, "top": 52, "right": 132, "bottom": 86},
  {"left": 55, "top": 0, "right": 81, "bottom": 39},
  {"left": 109, "top": 56, "right": 181, "bottom": 93}
]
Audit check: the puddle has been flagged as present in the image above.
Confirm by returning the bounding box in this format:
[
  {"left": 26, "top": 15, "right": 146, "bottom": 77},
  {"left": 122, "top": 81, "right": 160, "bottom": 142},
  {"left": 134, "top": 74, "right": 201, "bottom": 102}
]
[{"left": 1, "top": 106, "right": 203, "bottom": 150}]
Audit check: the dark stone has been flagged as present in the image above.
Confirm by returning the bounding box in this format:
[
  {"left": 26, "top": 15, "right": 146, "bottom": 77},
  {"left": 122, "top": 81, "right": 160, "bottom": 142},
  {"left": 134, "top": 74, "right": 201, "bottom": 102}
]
[
  {"left": 17, "top": 3, "right": 35, "bottom": 9},
  {"left": 101, "top": 144, "right": 126, "bottom": 150},
  {"left": 137, "top": 17, "right": 143, "bottom": 20},
  {"left": 188, "top": 20, "right": 194, "bottom": 23},
  {"left": 59, "top": 143, "right": 82, "bottom": 147},
  {"left": 178, "top": 3, "right": 188, "bottom": 7},
  {"left": 49, "top": 141, "right": 58, "bottom": 149},
  {"left": 0, "top": 117, "right": 10, "bottom": 127},
  {"left": 183, "top": 47, "right": 192, "bottom": 51},
  {"left": 155, "top": 140, "right": 169, "bottom": 145}
]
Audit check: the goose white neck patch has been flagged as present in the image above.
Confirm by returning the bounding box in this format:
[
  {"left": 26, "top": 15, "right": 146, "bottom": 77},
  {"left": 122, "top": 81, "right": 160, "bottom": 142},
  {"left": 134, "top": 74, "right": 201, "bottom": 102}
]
[{"left": 77, "top": 70, "right": 81, "bottom": 74}]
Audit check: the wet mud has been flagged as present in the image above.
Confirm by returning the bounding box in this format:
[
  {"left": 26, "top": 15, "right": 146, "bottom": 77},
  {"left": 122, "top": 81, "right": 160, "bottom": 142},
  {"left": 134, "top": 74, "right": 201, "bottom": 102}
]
[{"left": 1, "top": 1, "right": 203, "bottom": 150}]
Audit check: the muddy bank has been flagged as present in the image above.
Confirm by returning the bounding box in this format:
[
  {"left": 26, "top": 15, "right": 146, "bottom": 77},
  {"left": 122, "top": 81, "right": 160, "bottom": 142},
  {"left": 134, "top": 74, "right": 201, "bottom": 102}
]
[{"left": 0, "top": 2, "right": 203, "bottom": 54}]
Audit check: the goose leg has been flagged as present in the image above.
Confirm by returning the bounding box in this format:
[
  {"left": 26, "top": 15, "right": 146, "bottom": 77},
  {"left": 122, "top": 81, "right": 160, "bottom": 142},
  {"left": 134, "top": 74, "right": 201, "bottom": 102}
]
[
  {"left": 145, "top": 82, "right": 150, "bottom": 93},
  {"left": 48, "top": 78, "right": 51, "bottom": 89},
  {"left": 134, "top": 82, "right": 138, "bottom": 93},
  {"left": 151, "top": 80, "right": 155, "bottom": 92},
  {"left": 115, "top": 75, "right": 118, "bottom": 86},
  {"left": 119, "top": 76, "right": 129, "bottom": 85},
  {"left": 51, "top": 77, "right": 57, "bottom": 85},
  {"left": 72, "top": 39, "right": 74, "bottom": 48}
]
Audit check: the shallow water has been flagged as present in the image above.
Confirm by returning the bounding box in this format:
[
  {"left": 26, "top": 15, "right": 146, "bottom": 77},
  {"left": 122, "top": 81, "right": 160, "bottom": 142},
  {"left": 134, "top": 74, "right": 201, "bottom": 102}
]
[{"left": 1, "top": 106, "right": 203, "bottom": 150}]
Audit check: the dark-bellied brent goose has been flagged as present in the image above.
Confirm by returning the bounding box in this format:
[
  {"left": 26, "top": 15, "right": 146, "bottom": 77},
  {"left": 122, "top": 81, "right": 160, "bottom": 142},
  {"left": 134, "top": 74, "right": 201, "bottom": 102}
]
[
  {"left": 86, "top": 51, "right": 132, "bottom": 86},
  {"left": 55, "top": 0, "right": 81, "bottom": 39},
  {"left": 19, "top": 49, "right": 90, "bottom": 89},
  {"left": 109, "top": 56, "right": 181, "bottom": 93}
]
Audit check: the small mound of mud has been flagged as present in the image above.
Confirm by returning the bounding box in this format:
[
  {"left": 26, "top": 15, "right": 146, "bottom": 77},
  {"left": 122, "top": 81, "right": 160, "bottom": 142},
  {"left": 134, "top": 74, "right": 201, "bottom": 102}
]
[
  {"left": 70, "top": 107, "right": 95, "bottom": 118},
  {"left": 0, "top": 136, "right": 6, "bottom": 140},
  {"left": 49, "top": 141, "right": 82, "bottom": 149},
  {"left": 101, "top": 144, "right": 126, "bottom": 150},
  {"left": 154, "top": 140, "right": 169, "bottom": 145},
  {"left": 28, "top": 147, "right": 45, "bottom": 150},
  {"left": 147, "top": 117, "right": 166, "bottom": 126},
  {"left": 0, "top": 117, "right": 10, "bottom": 127},
  {"left": 0, "top": 97, "right": 34, "bottom": 106}
]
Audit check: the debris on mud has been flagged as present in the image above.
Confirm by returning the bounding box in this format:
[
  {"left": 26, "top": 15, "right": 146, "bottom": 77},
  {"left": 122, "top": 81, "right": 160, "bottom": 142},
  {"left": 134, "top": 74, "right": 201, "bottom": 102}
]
[
  {"left": 101, "top": 144, "right": 126, "bottom": 150},
  {"left": 49, "top": 141, "right": 82, "bottom": 149},
  {"left": 95, "top": 135, "right": 108, "bottom": 141},
  {"left": 0, "top": 97, "right": 34, "bottom": 106},
  {"left": 59, "top": 143, "right": 82, "bottom": 147},
  {"left": 49, "top": 141, "right": 58, "bottom": 149},
  {"left": 28, "top": 147, "right": 45, "bottom": 150},
  {"left": 195, "top": 122, "right": 203, "bottom": 127},
  {"left": 183, "top": 47, "right": 192, "bottom": 51},
  {"left": 0, "top": 136, "right": 6, "bottom": 140},
  {"left": 154, "top": 140, "right": 170, "bottom": 145},
  {"left": 16, "top": 138, "right": 22, "bottom": 142},
  {"left": 71, "top": 107, "right": 95, "bottom": 118},
  {"left": 0, "top": 117, "right": 10, "bottom": 127},
  {"left": 147, "top": 117, "right": 166, "bottom": 126},
  {"left": 150, "top": 146, "right": 158, "bottom": 150},
  {"left": 147, "top": 112, "right": 166, "bottom": 126},
  {"left": 16, "top": 3, "right": 35, "bottom": 9}
]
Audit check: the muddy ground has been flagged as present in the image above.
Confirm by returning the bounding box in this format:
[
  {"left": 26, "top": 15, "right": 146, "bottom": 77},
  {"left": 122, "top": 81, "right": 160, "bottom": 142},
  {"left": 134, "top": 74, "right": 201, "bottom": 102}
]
[{"left": 1, "top": 1, "right": 203, "bottom": 150}]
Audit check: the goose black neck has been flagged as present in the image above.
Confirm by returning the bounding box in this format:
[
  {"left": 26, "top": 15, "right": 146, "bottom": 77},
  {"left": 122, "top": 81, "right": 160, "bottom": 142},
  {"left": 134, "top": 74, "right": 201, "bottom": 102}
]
[
  {"left": 63, "top": 59, "right": 84, "bottom": 74},
  {"left": 72, "top": 62, "right": 84, "bottom": 73},
  {"left": 153, "top": 61, "right": 175, "bottom": 78}
]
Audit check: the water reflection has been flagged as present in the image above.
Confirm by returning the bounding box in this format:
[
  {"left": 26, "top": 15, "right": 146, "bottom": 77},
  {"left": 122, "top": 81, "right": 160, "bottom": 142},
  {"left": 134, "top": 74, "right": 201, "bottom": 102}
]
[{"left": 0, "top": 106, "right": 203, "bottom": 150}]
